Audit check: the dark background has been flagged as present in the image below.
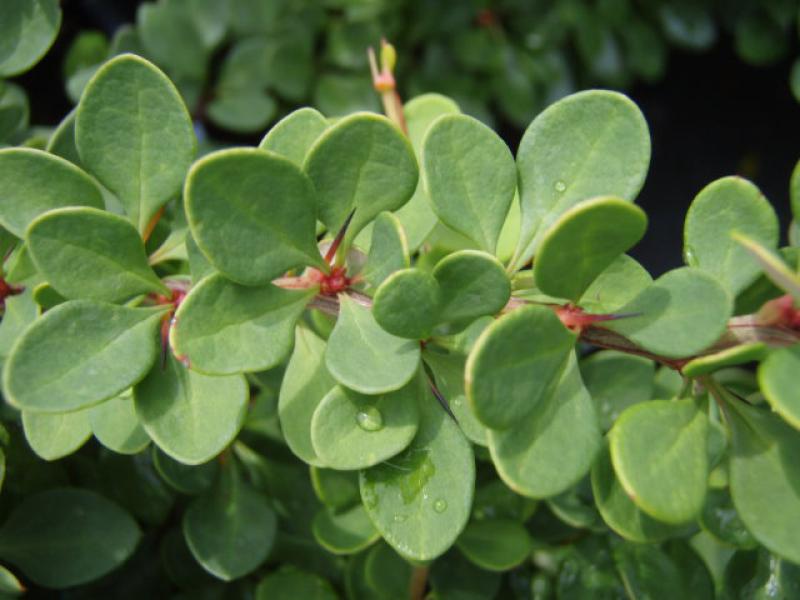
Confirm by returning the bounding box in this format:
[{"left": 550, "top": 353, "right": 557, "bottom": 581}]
[{"left": 16, "top": 0, "right": 800, "bottom": 277}]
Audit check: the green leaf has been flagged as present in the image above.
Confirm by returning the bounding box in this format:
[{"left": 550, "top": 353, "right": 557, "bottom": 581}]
[
  {"left": 395, "top": 94, "right": 460, "bottom": 251},
  {"left": 733, "top": 232, "right": 800, "bottom": 301},
  {"left": 610, "top": 398, "right": 708, "bottom": 523},
  {"left": 683, "top": 342, "right": 768, "bottom": 378},
  {"left": 89, "top": 391, "right": 150, "bottom": 455},
  {"left": 172, "top": 273, "right": 313, "bottom": 375},
  {"left": 422, "top": 114, "right": 515, "bottom": 253},
  {"left": 0, "top": 148, "right": 103, "bottom": 237},
  {"left": 792, "top": 158, "right": 800, "bottom": 222},
  {"left": 312, "top": 504, "right": 379, "bottom": 555},
  {"left": 605, "top": 267, "right": 732, "bottom": 358},
  {"left": 326, "top": 295, "right": 420, "bottom": 395},
  {"left": 759, "top": 345, "right": 800, "bottom": 430},
  {"left": 152, "top": 447, "right": 217, "bottom": 496},
  {"left": 362, "top": 211, "right": 409, "bottom": 289},
  {"left": 0, "top": 83, "right": 28, "bottom": 143},
  {"left": 455, "top": 518, "right": 531, "bottom": 571},
  {"left": 185, "top": 148, "right": 325, "bottom": 285},
  {"left": 430, "top": 549, "right": 502, "bottom": 600},
  {"left": 134, "top": 356, "right": 248, "bottom": 465},
  {"left": 310, "top": 467, "right": 360, "bottom": 510},
  {"left": 534, "top": 197, "right": 647, "bottom": 301},
  {"left": 512, "top": 90, "right": 650, "bottom": 271},
  {"left": 311, "top": 382, "right": 420, "bottom": 470},
  {"left": 183, "top": 462, "right": 277, "bottom": 580},
  {"left": 206, "top": 89, "right": 277, "bottom": 134},
  {"left": 0, "top": 0, "right": 61, "bottom": 77},
  {"left": 305, "top": 113, "right": 418, "bottom": 245},
  {"left": 137, "top": 0, "right": 207, "bottom": 79},
  {"left": 0, "top": 564, "right": 23, "bottom": 596},
  {"left": 256, "top": 566, "right": 338, "bottom": 600},
  {"left": 76, "top": 54, "right": 197, "bottom": 231},
  {"left": 726, "top": 396, "right": 800, "bottom": 563},
  {"left": 360, "top": 378, "right": 475, "bottom": 561},
  {"left": 612, "top": 541, "right": 711, "bottom": 600},
  {"left": 488, "top": 353, "right": 601, "bottom": 498},
  {"left": 581, "top": 350, "right": 654, "bottom": 430},
  {"left": 591, "top": 444, "right": 688, "bottom": 543},
  {"left": 466, "top": 304, "right": 576, "bottom": 429},
  {"left": 259, "top": 107, "right": 329, "bottom": 166},
  {"left": 27, "top": 207, "right": 167, "bottom": 302},
  {"left": 373, "top": 269, "right": 441, "bottom": 339},
  {"left": 32, "top": 283, "right": 66, "bottom": 310},
  {"left": 279, "top": 327, "right": 336, "bottom": 466},
  {"left": 424, "top": 350, "right": 489, "bottom": 446},
  {"left": 699, "top": 488, "right": 758, "bottom": 549},
  {"left": 684, "top": 177, "right": 779, "bottom": 295},
  {"left": 723, "top": 549, "right": 800, "bottom": 599},
  {"left": 363, "top": 542, "right": 414, "bottom": 600},
  {"left": 21, "top": 408, "right": 91, "bottom": 461},
  {"left": 0, "top": 488, "right": 140, "bottom": 588},
  {"left": 0, "top": 290, "right": 39, "bottom": 361},
  {"left": 4, "top": 300, "right": 165, "bottom": 412},
  {"left": 433, "top": 250, "right": 511, "bottom": 329}
]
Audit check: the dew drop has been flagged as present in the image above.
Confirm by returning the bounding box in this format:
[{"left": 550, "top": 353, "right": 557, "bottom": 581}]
[
  {"left": 554, "top": 180, "right": 567, "bottom": 193},
  {"left": 356, "top": 406, "right": 383, "bottom": 432},
  {"left": 433, "top": 499, "right": 448, "bottom": 513},
  {"left": 393, "top": 513, "right": 407, "bottom": 523},
  {"left": 453, "top": 397, "right": 462, "bottom": 407},
  {"left": 684, "top": 245, "right": 697, "bottom": 265}
]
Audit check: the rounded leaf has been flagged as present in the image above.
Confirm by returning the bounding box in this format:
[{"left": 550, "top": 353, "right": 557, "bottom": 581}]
[
  {"left": 456, "top": 519, "right": 531, "bottom": 571},
  {"left": 0, "top": 0, "right": 61, "bottom": 77},
  {"left": 4, "top": 300, "right": 165, "bottom": 413},
  {"left": 373, "top": 269, "right": 440, "bottom": 339},
  {"left": 311, "top": 383, "right": 420, "bottom": 470},
  {"left": 89, "top": 392, "right": 150, "bottom": 455},
  {"left": 362, "top": 211, "right": 410, "bottom": 289},
  {"left": 185, "top": 148, "right": 324, "bottom": 285},
  {"left": 312, "top": 504, "right": 379, "bottom": 555},
  {"left": 512, "top": 90, "right": 650, "bottom": 271},
  {"left": 0, "top": 488, "right": 140, "bottom": 588},
  {"left": 0, "top": 148, "right": 103, "bottom": 237},
  {"left": 259, "top": 107, "right": 329, "bottom": 166},
  {"left": 466, "top": 304, "right": 577, "bottom": 429},
  {"left": 256, "top": 566, "right": 338, "bottom": 600},
  {"left": 21, "top": 408, "right": 91, "bottom": 461},
  {"left": 759, "top": 345, "right": 800, "bottom": 430},
  {"left": 172, "top": 274, "right": 313, "bottom": 375},
  {"left": 534, "top": 197, "right": 647, "bottom": 301},
  {"left": 422, "top": 114, "right": 516, "bottom": 252}
]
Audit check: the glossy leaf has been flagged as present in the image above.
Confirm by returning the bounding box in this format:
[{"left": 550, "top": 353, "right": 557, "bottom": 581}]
[
  {"left": 311, "top": 383, "right": 420, "bottom": 470},
  {"left": 610, "top": 398, "right": 709, "bottom": 523},
  {"left": 21, "top": 408, "right": 91, "bottom": 461},
  {"left": 488, "top": 353, "right": 601, "bottom": 498},
  {"left": 4, "top": 300, "right": 165, "bottom": 413},
  {"left": 27, "top": 207, "right": 167, "bottom": 302},
  {"left": 185, "top": 148, "right": 325, "bottom": 285},
  {"left": 683, "top": 342, "right": 768, "bottom": 378},
  {"left": 278, "top": 327, "right": 336, "bottom": 466},
  {"left": 259, "top": 107, "right": 329, "bottom": 166},
  {"left": 360, "top": 378, "right": 475, "bottom": 561},
  {"left": 0, "top": 488, "right": 140, "bottom": 588},
  {"left": 183, "top": 463, "right": 277, "bottom": 580},
  {"left": 581, "top": 350, "right": 654, "bottom": 430},
  {"left": 684, "top": 176, "right": 779, "bottom": 295},
  {"left": 726, "top": 397, "right": 800, "bottom": 563},
  {"left": 422, "top": 114, "right": 515, "bottom": 252},
  {"left": 512, "top": 90, "right": 650, "bottom": 271},
  {"left": 534, "top": 196, "right": 647, "bottom": 301},
  {"left": 373, "top": 269, "right": 441, "bottom": 339},
  {"left": 134, "top": 356, "right": 248, "bottom": 465},
  {"left": 172, "top": 273, "right": 313, "bottom": 375},
  {"left": 0, "top": 148, "right": 103, "bottom": 237},
  {"left": 759, "top": 345, "right": 800, "bottom": 430},
  {"left": 433, "top": 250, "right": 511, "bottom": 329},
  {"left": 733, "top": 232, "right": 800, "bottom": 301},
  {"left": 312, "top": 504, "right": 379, "bottom": 555},
  {"left": 305, "top": 113, "right": 418, "bottom": 244},
  {"left": 466, "top": 304, "right": 576, "bottom": 429},
  {"left": 605, "top": 267, "right": 732, "bottom": 358},
  {"left": 362, "top": 212, "right": 409, "bottom": 289},
  {"left": 310, "top": 467, "right": 360, "bottom": 510},
  {"left": 76, "top": 54, "right": 196, "bottom": 231},
  {"left": 0, "top": 0, "right": 61, "bottom": 77},
  {"left": 256, "top": 566, "right": 338, "bottom": 600},
  {"left": 89, "top": 391, "right": 150, "bottom": 455},
  {"left": 578, "top": 254, "right": 653, "bottom": 313},
  {"left": 152, "top": 448, "right": 217, "bottom": 496},
  {"left": 455, "top": 519, "right": 531, "bottom": 571},
  {"left": 699, "top": 488, "right": 758, "bottom": 549},
  {"left": 326, "top": 295, "right": 420, "bottom": 395}
]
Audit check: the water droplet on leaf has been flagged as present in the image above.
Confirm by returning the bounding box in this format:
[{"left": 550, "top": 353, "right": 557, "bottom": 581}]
[
  {"left": 393, "top": 513, "right": 407, "bottom": 523},
  {"left": 555, "top": 181, "right": 567, "bottom": 192},
  {"left": 433, "top": 499, "right": 448, "bottom": 513},
  {"left": 356, "top": 406, "right": 383, "bottom": 431}
]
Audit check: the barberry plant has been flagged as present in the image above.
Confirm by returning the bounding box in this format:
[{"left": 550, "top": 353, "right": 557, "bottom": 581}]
[{"left": 0, "top": 38, "right": 799, "bottom": 597}]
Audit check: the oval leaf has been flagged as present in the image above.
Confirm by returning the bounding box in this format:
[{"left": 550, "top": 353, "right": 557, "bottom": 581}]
[
  {"left": 325, "top": 295, "right": 420, "bottom": 395},
  {"left": 312, "top": 504, "right": 379, "bottom": 555},
  {"left": 27, "top": 207, "right": 167, "bottom": 302},
  {"left": 21, "top": 408, "right": 91, "bottom": 461},
  {"left": 172, "top": 274, "right": 313, "bottom": 375},
  {"left": 134, "top": 356, "right": 248, "bottom": 465},
  {"left": 373, "top": 269, "right": 441, "bottom": 339},
  {"left": 76, "top": 54, "right": 197, "bottom": 231},
  {"left": 422, "top": 114, "right": 516, "bottom": 253},
  {"left": 0, "top": 0, "right": 61, "bottom": 77},
  {"left": 4, "top": 300, "right": 164, "bottom": 412},
  {"left": 466, "top": 304, "right": 577, "bottom": 429},
  {"left": 759, "top": 345, "right": 800, "bottom": 430},
  {"left": 534, "top": 197, "right": 648, "bottom": 301},
  {"left": 185, "top": 148, "right": 324, "bottom": 285},
  {"left": 89, "top": 391, "right": 150, "bottom": 455},
  {"left": 259, "top": 107, "right": 329, "bottom": 166},
  {"left": 456, "top": 519, "right": 531, "bottom": 571},
  {"left": 362, "top": 211, "right": 410, "bottom": 289}
]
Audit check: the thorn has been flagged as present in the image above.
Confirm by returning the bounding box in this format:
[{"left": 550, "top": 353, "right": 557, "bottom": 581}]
[
  {"left": 423, "top": 362, "right": 457, "bottom": 421},
  {"left": 325, "top": 209, "right": 355, "bottom": 265}
]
